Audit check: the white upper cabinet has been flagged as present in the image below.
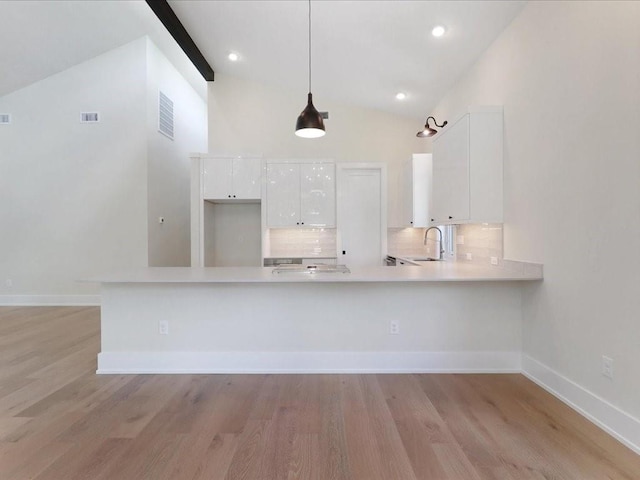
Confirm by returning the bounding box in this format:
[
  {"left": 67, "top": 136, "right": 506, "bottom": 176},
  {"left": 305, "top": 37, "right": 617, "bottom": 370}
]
[
  {"left": 266, "top": 162, "right": 335, "bottom": 227},
  {"left": 401, "top": 154, "right": 432, "bottom": 228},
  {"left": 266, "top": 163, "right": 300, "bottom": 227},
  {"left": 300, "top": 163, "right": 336, "bottom": 227},
  {"left": 203, "top": 157, "right": 262, "bottom": 200},
  {"left": 431, "top": 107, "right": 503, "bottom": 225}
]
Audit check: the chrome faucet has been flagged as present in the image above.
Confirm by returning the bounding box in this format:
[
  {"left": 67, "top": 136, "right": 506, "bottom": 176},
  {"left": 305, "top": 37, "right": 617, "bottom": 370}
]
[{"left": 424, "top": 226, "right": 444, "bottom": 260}]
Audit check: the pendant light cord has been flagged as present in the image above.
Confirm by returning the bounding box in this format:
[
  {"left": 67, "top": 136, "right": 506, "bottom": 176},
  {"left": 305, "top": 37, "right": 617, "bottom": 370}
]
[{"left": 308, "top": 0, "right": 312, "bottom": 94}]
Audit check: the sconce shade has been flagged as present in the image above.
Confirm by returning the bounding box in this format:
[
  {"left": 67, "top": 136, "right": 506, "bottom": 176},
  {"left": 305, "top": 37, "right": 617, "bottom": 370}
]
[
  {"left": 295, "top": 93, "right": 325, "bottom": 138},
  {"left": 416, "top": 126, "right": 438, "bottom": 138}
]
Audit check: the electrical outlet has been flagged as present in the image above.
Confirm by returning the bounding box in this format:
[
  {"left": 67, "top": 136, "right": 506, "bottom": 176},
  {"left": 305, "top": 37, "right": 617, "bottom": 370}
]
[
  {"left": 490, "top": 256, "right": 499, "bottom": 266},
  {"left": 158, "top": 217, "right": 165, "bottom": 224},
  {"left": 602, "top": 355, "right": 614, "bottom": 379},
  {"left": 466, "top": 253, "right": 473, "bottom": 261},
  {"left": 389, "top": 320, "right": 400, "bottom": 335},
  {"left": 5, "top": 279, "right": 13, "bottom": 288},
  {"left": 159, "top": 320, "right": 169, "bottom": 335}
]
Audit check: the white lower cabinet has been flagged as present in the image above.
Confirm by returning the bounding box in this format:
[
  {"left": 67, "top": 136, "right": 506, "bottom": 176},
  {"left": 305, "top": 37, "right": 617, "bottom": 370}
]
[{"left": 266, "top": 162, "right": 335, "bottom": 227}]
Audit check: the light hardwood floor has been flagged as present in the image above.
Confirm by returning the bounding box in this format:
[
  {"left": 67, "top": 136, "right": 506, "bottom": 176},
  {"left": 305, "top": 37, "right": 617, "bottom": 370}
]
[{"left": 1, "top": 306, "right": 639, "bottom": 480}]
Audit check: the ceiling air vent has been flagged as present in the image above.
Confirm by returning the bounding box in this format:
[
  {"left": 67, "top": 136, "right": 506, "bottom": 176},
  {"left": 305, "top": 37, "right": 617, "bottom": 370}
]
[
  {"left": 80, "top": 112, "right": 99, "bottom": 123},
  {"left": 0, "top": 114, "right": 11, "bottom": 124},
  {"left": 158, "top": 91, "right": 174, "bottom": 140}
]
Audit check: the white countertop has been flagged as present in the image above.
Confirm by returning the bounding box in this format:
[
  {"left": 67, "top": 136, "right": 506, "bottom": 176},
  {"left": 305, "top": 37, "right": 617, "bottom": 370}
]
[{"left": 87, "top": 262, "right": 543, "bottom": 284}]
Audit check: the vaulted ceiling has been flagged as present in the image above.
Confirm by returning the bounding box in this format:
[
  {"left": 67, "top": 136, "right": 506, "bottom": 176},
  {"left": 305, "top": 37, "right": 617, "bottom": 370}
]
[{"left": 0, "top": 0, "right": 526, "bottom": 118}]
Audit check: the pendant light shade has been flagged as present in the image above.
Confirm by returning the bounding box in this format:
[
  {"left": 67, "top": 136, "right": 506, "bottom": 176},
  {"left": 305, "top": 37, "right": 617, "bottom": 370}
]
[
  {"left": 296, "top": 93, "right": 325, "bottom": 138},
  {"left": 295, "top": 0, "right": 325, "bottom": 138},
  {"left": 416, "top": 116, "right": 448, "bottom": 138}
]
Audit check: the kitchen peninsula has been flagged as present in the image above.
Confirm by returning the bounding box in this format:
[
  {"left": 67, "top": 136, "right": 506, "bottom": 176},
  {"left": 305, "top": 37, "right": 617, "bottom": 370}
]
[{"left": 93, "top": 262, "right": 541, "bottom": 375}]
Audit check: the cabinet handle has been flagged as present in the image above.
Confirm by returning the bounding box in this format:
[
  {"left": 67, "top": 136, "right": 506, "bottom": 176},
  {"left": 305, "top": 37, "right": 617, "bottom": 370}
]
[
  {"left": 431, "top": 218, "right": 434, "bottom": 222},
  {"left": 342, "top": 250, "right": 346, "bottom": 255},
  {"left": 233, "top": 195, "right": 236, "bottom": 198},
  {"left": 410, "top": 221, "right": 413, "bottom": 224},
  {"left": 301, "top": 222, "right": 304, "bottom": 225},
  {"left": 228, "top": 195, "right": 231, "bottom": 198},
  {"left": 448, "top": 216, "right": 453, "bottom": 219},
  {"left": 296, "top": 222, "right": 300, "bottom": 225}
]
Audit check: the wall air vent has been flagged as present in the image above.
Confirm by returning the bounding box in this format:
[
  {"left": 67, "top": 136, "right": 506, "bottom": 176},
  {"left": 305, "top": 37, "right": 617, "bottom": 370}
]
[
  {"left": 0, "top": 114, "right": 11, "bottom": 124},
  {"left": 158, "top": 91, "right": 174, "bottom": 140},
  {"left": 80, "top": 112, "right": 99, "bottom": 123}
]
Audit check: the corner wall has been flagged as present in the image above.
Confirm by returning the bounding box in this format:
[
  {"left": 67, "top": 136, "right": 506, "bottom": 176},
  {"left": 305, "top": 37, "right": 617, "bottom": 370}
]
[
  {"left": 431, "top": 1, "right": 640, "bottom": 448},
  {"left": 0, "top": 39, "right": 149, "bottom": 300},
  {"left": 145, "top": 38, "right": 208, "bottom": 267}
]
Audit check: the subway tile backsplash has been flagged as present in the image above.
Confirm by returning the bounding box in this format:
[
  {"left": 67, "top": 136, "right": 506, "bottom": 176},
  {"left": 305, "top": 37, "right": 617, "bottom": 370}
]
[
  {"left": 456, "top": 223, "right": 503, "bottom": 266},
  {"left": 387, "top": 228, "right": 428, "bottom": 256},
  {"left": 266, "top": 228, "right": 337, "bottom": 258},
  {"left": 267, "top": 224, "right": 504, "bottom": 265}
]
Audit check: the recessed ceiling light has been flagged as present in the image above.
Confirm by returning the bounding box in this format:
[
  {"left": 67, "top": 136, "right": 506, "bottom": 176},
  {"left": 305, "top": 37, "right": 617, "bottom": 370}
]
[
  {"left": 395, "top": 92, "right": 407, "bottom": 100},
  {"left": 228, "top": 52, "right": 239, "bottom": 62},
  {"left": 431, "top": 25, "right": 446, "bottom": 38}
]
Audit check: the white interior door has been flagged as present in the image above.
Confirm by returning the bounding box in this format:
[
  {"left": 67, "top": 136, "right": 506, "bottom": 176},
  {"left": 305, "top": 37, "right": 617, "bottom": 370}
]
[{"left": 337, "top": 165, "right": 386, "bottom": 267}]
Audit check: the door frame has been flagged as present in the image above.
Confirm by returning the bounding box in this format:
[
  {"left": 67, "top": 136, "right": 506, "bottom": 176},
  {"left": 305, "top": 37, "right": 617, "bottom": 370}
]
[{"left": 336, "top": 163, "right": 388, "bottom": 266}]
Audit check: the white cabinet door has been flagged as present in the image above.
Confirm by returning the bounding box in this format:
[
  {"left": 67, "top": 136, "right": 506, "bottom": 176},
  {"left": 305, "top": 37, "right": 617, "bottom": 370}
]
[
  {"left": 203, "top": 158, "right": 233, "bottom": 199},
  {"left": 412, "top": 154, "right": 431, "bottom": 228},
  {"left": 266, "top": 164, "right": 300, "bottom": 227},
  {"left": 401, "top": 154, "right": 431, "bottom": 227},
  {"left": 232, "top": 158, "right": 262, "bottom": 199},
  {"left": 401, "top": 160, "right": 414, "bottom": 227},
  {"left": 300, "top": 163, "right": 335, "bottom": 227},
  {"left": 431, "top": 115, "right": 470, "bottom": 223}
]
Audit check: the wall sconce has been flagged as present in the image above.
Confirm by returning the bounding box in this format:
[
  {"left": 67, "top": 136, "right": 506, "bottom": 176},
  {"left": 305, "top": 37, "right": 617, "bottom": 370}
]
[{"left": 416, "top": 116, "right": 448, "bottom": 138}]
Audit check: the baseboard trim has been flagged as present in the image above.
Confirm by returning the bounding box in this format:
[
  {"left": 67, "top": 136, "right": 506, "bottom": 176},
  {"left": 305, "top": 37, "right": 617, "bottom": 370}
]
[
  {"left": 0, "top": 295, "right": 101, "bottom": 306},
  {"left": 97, "top": 351, "right": 522, "bottom": 375},
  {"left": 522, "top": 355, "right": 640, "bottom": 456}
]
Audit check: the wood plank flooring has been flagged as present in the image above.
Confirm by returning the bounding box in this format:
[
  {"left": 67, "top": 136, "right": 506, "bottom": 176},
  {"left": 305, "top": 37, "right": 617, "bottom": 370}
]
[{"left": 1, "top": 306, "right": 639, "bottom": 479}]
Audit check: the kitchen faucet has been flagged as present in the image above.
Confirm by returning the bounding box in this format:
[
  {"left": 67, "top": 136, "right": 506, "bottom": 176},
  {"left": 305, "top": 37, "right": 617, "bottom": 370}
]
[{"left": 424, "top": 226, "right": 444, "bottom": 260}]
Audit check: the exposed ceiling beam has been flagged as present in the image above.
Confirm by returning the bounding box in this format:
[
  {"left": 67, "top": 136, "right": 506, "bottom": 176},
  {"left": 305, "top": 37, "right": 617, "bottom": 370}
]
[{"left": 145, "top": 0, "right": 214, "bottom": 81}]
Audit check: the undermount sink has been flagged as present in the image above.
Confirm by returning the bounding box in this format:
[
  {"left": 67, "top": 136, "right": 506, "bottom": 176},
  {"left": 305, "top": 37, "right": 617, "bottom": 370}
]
[
  {"left": 272, "top": 264, "right": 351, "bottom": 275},
  {"left": 408, "top": 257, "right": 439, "bottom": 262}
]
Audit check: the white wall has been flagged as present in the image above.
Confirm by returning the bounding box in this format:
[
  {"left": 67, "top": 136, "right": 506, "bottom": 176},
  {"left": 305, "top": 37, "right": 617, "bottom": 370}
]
[
  {"left": 0, "top": 39, "right": 149, "bottom": 298},
  {"left": 431, "top": 1, "right": 640, "bottom": 420},
  {"left": 145, "top": 38, "right": 207, "bottom": 267},
  {"left": 207, "top": 74, "right": 426, "bottom": 224}
]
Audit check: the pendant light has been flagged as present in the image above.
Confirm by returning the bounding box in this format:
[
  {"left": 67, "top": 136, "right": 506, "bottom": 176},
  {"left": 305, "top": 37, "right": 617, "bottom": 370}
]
[
  {"left": 295, "top": 0, "right": 325, "bottom": 138},
  {"left": 416, "top": 116, "right": 448, "bottom": 137}
]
